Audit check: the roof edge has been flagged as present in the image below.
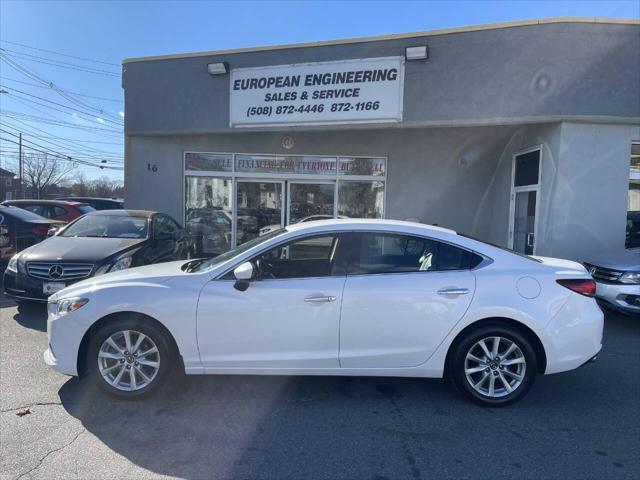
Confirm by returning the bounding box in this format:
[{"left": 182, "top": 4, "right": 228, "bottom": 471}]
[{"left": 122, "top": 17, "right": 640, "bottom": 65}]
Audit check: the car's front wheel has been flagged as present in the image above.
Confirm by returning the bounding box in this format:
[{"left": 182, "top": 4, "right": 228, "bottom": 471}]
[
  {"left": 87, "top": 317, "right": 175, "bottom": 398},
  {"left": 449, "top": 325, "right": 537, "bottom": 407}
]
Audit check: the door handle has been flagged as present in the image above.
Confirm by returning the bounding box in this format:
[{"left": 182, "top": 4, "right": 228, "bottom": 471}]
[
  {"left": 526, "top": 233, "right": 535, "bottom": 248},
  {"left": 437, "top": 288, "right": 470, "bottom": 296},
  {"left": 304, "top": 295, "right": 336, "bottom": 303}
]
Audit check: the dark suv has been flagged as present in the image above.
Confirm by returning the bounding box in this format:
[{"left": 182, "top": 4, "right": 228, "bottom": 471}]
[{"left": 56, "top": 196, "right": 123, "bottom": 211}]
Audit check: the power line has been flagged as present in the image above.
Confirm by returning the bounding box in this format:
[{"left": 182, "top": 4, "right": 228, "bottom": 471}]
[
  {"left": 0, "top": 54, "right": 122, "bottom": 121},
  {"left": 1, "top": 110, "right": 123, "bottom": 134},
  {"left": 0, "top": 122, "right": 124, "bottom": 162},
  {"left": 0, "top": 39, "right": 120, "bottom": 67},
  {"left": 1, "top": 85, "right": 124, "bottom": 125},
  {"left": 0, "top": 75, "right": 122, "bottom": 103},
  {"left": 0, "top": 135, "right": 123, "bottom": 170},
  {"left": 0, "top": 50, "right": 120, "bottom": 77}
]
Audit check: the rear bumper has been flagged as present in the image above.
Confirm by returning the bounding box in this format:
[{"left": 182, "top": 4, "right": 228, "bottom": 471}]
[
  {"left": 595, "top": 281, "right": 640, "bottom": 315},
  {"left": 542, "top": 294, "right": 604, "bottom": 375}
]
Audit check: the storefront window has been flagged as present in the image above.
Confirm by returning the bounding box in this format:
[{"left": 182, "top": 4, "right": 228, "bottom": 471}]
[
  {"left": 185, "top": 153, "right": 233, "bottom": 172},
  {"left": 339, "top": 157, "right": 386, "bottom": 176},
  {"left": 184, "top": 177, "right": 233, "bottom": 256},
  {"left": 338, "top": 180, "right": 384, "bottom": 218},
  {"left": 627, "top": 142, "right": 640, "bottom": 248}
]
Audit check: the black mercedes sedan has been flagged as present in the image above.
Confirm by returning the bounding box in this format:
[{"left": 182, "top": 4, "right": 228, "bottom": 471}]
[{"left": 4, "top": 210, "right": 192, "bottom": 302}]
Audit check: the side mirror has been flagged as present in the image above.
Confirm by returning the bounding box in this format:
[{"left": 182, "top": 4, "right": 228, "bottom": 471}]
[
  {"left": 233, "top": 261, "right": 254, "bottom": 291},
  {"left": 47, "top": 227, "right": 59, "bottom": 237}
]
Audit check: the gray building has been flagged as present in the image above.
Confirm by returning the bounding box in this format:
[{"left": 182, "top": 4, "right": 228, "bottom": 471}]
[{"left": 122, "top": 17, "right": 640, "bottom": 261}]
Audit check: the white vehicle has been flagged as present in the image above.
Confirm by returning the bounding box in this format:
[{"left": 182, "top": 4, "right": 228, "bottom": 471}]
[{"left": 44, "top": 220, "right": 603, "bottom": 406}]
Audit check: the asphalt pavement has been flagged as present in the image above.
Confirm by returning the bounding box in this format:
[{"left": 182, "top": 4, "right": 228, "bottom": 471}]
[{"left": 1, "top": 295, "right": 639, "bottom": 480}]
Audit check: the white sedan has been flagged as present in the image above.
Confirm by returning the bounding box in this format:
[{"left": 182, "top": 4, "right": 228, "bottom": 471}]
[{"left": 44, "top": 220, "right": 603, "bottom": 406}]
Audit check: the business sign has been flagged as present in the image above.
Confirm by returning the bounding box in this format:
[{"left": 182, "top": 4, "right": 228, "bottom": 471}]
[{"left": 229, "top": 57, "right": 404, "bottom": 128}]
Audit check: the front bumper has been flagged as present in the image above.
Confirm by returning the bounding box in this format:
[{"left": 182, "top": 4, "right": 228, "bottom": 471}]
[
  {"left": 3, "top": 269, "right": 84, "bottom": 302},
  {"left": 595, "top": 281, "right": 640, "bottom": 315}
]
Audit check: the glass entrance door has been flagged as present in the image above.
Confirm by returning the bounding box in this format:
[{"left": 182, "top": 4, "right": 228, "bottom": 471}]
[
  {"left": 509, "top": 148, "right": 541, "bottom": 255},
  {"left": 236, "top": 180, "right": 284, "bottom": 245},
  {"left": 287, "top": 182, "right": 336, "bottom": 225},
  {"left": 513, "top": 190, "right": 537, "bottom": 255}
]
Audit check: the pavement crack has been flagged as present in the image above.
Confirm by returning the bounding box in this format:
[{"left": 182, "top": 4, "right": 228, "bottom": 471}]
[
  {"left": 1, "top": 402, "right": 62, "bottom": 413},
  {"left": 14, "top": 428, "right": 86, "bottom": 480}
]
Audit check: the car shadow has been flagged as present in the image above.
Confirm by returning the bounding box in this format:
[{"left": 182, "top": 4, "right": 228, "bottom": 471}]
[
  {"left": 58, "top": 374, "right": 465, "bottom": 478},
  {"left": 12, "top": 302, "right": 47, "bottom": 332}
]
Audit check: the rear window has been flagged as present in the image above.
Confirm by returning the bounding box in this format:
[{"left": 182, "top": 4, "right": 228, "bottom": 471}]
[
  {"left": 76, "top": 205, "right": 95, "bottom": 214},
  {"left": 0, "top": 206, "right": 47, "bottom": 221}
]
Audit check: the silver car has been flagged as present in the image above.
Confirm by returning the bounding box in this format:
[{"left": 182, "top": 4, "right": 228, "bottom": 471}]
[{"left": 584, "top": 248, "right": 640, "bottom": 315}]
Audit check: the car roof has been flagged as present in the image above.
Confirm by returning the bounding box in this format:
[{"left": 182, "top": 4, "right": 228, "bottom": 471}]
[
  {"left": 58, "top": 196, "right": 123, "bottom": 202},
  {"left": 286, "top": 218, "right": 457, "bottom": 235},
  {"left": 86, "top": 209, "right": 156, "bottom": 218},
  {"left": 2, "top": 199, "right": 88, "bottom": 206}
]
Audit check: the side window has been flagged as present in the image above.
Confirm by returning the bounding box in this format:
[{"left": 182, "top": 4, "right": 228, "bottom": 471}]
[
  {"left": 351, "top": 233, "right": 480, "bottom": 274},
  {"left": 153, "top": 215, "right": 178, "bottom": 238},
  {"left": 253, "top": 234, "right": 341, "bottom": 279},
  {"left": 53, "top": 206, "right": 68, "bottom": 217},
  {"left": 24, "top": 205, "right": 49, "bottom": 217}
]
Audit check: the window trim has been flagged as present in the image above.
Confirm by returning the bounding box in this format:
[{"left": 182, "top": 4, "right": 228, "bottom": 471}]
[{"left": 215, "top": 229, "right": 491, "bottom": 281}]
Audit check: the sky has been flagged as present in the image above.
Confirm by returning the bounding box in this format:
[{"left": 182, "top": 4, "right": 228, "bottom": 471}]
[{"left": 1, "top": 0, "right": 638, "bottom": 182}]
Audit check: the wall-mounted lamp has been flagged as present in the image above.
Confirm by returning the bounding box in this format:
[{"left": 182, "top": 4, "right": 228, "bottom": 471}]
[
  {"left": 207, "top": 62, "right": 228, "bottom": 75},
  {"left": 405, "top": 46, "right": 428, "bottom": 61}
]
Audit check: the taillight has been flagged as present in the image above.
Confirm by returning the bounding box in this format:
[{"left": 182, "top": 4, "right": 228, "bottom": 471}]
[
  {"left": 556, "top": 279, "right": 596, "bottom": 297},
  {"left": 32, "top": 226, "right": 49, "bottom": 237}
]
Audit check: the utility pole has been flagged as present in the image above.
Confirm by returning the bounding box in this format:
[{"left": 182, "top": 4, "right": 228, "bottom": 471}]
[{"left": 18, "top": 132, "right": 23, "bottom": 199}]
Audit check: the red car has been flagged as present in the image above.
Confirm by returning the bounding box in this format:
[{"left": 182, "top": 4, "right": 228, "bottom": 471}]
[{"left": 1, "top": 199, "right": 95, "bottom": 223}]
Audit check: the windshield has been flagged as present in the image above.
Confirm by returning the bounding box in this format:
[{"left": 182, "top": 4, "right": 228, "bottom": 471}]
[
  {"left": 61, "top": 215, "right": 149, "bottom": 239},
  {"left": 191, "top": 228, "right": 287, "bottom": 272}
]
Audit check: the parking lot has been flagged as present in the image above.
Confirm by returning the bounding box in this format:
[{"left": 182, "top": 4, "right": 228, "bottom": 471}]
[{"left": 1, "top": 294, "right": 638, "bottom": 480}]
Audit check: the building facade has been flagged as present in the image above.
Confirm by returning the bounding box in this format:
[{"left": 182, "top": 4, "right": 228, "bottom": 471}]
[{"left": 123, "top": 18, "right": 640, "bottom": 261}]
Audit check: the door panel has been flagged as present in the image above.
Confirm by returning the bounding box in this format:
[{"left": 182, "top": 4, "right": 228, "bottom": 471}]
[
  {"left": 339, "top": 271, "right": 475, "bottom": 368},
  {"left": 197, "top": 277, "right": 345, "bottom": 368}
]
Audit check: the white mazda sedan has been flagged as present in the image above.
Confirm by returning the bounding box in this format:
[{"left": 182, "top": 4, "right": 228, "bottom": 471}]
[{"left": 44, "top": 220, "right": 603, "bottom": 406}]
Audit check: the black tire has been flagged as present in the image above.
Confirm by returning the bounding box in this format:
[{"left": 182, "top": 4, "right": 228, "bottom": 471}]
[
  {"left": 86, "top": 315, "right": 176, "bottom": 399},
  {"left": 448, "top": 324, "right": 537, "bottom": 407}
]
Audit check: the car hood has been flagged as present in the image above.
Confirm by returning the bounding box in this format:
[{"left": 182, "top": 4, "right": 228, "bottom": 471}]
[
  {"left": 49, "top": 260, "right": 191, "bottom": 301},
  {"left": 19, "top": 236, "right": 146, "bottom": 262},
  {"left": 586, "top": 248, "right": 640, "bottom": 271}
]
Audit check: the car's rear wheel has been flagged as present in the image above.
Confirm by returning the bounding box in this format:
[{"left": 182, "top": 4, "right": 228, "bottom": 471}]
[
  {"left": 87, "top": 317, "right": 175, "bottom": 398},
  {"left": 449, "top": 325, "right": 537, "bottom": 407}
]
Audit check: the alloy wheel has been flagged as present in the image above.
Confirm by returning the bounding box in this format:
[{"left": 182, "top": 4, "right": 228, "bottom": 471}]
[
  {"left": 97, "top": 330, "right": 161, "bottom": 392},
  {"left": 464, "top": 336, "right": 527, "bottom": 398}
]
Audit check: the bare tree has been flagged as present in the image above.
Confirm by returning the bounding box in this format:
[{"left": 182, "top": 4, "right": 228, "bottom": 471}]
[
  {"left": 22, "top": 154, "right": 74, "bottom": 198},
  {"left": 91, "top": 176, "right": 117, "bottom": 198},
  {"left": 72, "top": 172, "right": 90, "bottom": 196}
]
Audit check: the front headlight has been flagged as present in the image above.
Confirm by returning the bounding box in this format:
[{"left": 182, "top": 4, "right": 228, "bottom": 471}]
[
  {"left": 620, "top": 271, "right": 640, "bottom": 284},
  {"left": 54, "top": 297, "right": 89, "bottom": 316},
  {"left": 110, "top": 256, "right": 132, "bottom": 273},
  {"left": 94, "top": 256, "right": 133, "bottom": 276},
  {"left": 7, "top": 254, "right": 18, "bottom": 272}
]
